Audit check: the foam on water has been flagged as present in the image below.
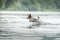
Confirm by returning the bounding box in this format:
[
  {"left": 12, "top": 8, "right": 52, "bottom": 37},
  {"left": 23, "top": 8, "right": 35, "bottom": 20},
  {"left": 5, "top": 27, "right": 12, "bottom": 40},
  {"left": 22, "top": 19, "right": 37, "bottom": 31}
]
[{"left": 0, "top": 14, "right": 60, "bottom": 40}]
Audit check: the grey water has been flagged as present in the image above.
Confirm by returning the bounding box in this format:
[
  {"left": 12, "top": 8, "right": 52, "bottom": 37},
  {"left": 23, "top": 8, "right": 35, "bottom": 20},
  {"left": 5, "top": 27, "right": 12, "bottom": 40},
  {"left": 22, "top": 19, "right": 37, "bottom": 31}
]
[{"left": 0, "top": 14, "right": 60, "bottom": 40}]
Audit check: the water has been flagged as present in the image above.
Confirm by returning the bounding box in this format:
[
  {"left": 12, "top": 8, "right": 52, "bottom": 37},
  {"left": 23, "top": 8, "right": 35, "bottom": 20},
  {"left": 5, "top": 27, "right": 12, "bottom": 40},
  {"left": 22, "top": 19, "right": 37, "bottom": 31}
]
[{"left": 0, "top": 13, "right": 60, "bottom": 40}]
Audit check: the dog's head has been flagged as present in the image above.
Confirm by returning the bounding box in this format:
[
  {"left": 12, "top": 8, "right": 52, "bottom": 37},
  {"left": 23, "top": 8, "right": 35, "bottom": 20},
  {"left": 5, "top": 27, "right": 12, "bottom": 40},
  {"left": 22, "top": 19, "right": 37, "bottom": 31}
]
[
  {"left": 27, "top": 14, "right": 40, "bottom": 19},
  {"left": 27, "top": 14, "right": 32, "bottom": 19}
]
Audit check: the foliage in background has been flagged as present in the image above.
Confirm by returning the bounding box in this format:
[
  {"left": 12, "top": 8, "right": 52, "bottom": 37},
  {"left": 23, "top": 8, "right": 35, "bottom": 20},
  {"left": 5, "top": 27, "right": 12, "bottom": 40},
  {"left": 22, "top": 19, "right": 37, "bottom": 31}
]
[{"left": 0, "top": 0, "right": 60, "bottom": 11}]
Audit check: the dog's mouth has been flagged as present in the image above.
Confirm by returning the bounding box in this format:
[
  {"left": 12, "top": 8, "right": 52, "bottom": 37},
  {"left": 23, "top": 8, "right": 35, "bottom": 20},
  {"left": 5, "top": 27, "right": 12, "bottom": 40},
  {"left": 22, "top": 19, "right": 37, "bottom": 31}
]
[{"left": 27, "top": 17, "right": 31, "bottom": 19}]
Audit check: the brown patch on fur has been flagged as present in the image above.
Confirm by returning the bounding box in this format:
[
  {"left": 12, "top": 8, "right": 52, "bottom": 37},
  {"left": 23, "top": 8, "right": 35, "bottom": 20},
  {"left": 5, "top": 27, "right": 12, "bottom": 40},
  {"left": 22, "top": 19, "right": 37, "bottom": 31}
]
[{"left": 27, "top": 14, "right": 32, "bottom": 19}]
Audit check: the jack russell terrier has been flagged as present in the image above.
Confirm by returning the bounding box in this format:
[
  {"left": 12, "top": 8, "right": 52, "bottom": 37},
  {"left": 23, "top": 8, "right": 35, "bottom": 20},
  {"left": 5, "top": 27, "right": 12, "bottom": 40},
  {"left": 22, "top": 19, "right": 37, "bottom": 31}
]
[{"left": 27, "top": 14, "right": 41, "bottom": 28}]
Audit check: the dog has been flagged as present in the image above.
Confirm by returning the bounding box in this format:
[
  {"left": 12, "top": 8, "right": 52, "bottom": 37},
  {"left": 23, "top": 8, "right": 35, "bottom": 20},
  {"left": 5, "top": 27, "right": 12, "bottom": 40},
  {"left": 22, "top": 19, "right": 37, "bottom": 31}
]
[{"left": 27, "top": 14, "right": 40, "bottom": 28}]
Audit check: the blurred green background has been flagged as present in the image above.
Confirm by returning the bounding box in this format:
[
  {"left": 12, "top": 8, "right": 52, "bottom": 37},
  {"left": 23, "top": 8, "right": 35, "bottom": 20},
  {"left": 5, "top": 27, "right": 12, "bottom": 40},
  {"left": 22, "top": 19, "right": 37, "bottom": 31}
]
[{"left": 0, "top": 0, "right": 60, "bottom": 11}]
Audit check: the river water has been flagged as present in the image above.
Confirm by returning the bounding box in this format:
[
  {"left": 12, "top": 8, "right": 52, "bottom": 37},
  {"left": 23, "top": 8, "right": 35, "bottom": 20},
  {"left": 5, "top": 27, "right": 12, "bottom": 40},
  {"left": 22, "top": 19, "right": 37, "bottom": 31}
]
[{"left": 0, "top": 13, "right": 60, "bottom": 40}]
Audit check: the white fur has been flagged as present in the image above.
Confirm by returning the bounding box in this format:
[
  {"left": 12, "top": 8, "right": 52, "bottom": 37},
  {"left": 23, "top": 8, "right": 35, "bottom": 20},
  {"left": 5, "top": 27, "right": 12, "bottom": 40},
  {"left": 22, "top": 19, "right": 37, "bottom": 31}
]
[{"left": 28, "top": 17, "right": 40, "bottom": 28}]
